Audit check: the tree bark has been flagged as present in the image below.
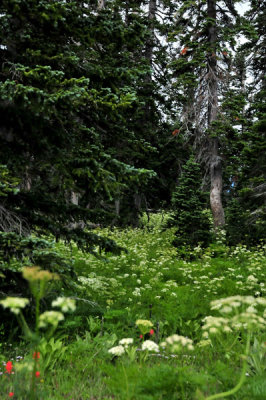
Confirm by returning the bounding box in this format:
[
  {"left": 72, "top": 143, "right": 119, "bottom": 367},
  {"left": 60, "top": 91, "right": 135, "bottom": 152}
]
[
  {"left": 145, "top": 0, "right": 157, "bottom": 64},
  {"left": 144, "top": 0, "right": 157, "bottom": 121},
  {"left": 207, "top": 0, "right": 225, "bottom": 228},
  {"left": 97, "top": 0, "right": 105, "bottom": 10}
]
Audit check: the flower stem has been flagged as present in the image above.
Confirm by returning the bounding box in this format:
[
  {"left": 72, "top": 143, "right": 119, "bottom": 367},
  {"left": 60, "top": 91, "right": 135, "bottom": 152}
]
[
  {"left": 30, "top": 294, "right": 41, "bottom": 399},
  {"left": 29, "top": 356, "right": 38, "bottom": 400},
  {"left": 205, "top": 330, "right": 251, "bottom": 400},
  {"left": 122, "top": 363, "right": 130, "bottom": 400},
  {"left": 35, "top": 294, "right": 40, "bottom": 335}
]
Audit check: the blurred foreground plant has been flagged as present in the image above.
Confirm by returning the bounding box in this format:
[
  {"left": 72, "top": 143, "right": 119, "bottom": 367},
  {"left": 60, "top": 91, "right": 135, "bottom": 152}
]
[
  {"left": 197, "top": 295, "right": 266, "bottom": 400},
  {"left": 0, "top": 266, "right": 76, "bottom": 399}
]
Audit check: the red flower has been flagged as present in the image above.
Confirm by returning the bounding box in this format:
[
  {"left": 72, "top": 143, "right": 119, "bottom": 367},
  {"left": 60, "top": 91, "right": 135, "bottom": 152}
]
[
  {"left": 139, "top": 334, "right": 143, "bottom": 339},
  {"left": 180, "top": 47, "right": 188, "bottom": 55},
  {"left": 172, "top": 129, "right": 180, "bottom": 136},
  {"left": 8, "top": 393, "right": 14, "bottom": 398},
  {"left": 5, "top": 361, "right": 13, "bottom": 374},
  {"left": 35, "top": 371, "right": 40, "bottom": 378},
  {"left": 149, "top": 329, "right": 155, "bottom": 336},
  {"left": 33, "top": 352, "right": 40, "bottom": 360}
]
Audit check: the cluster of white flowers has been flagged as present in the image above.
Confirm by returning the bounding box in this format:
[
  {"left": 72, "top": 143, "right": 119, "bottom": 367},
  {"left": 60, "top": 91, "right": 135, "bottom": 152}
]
[
  {"left": 78, "top": 275, "right": 108, "bottom": 291},
  {"left": 141, "top": 340, "right": 159, "bottom": 353},
  {"left": 0, "top": 297, "right": 29, "bottom": 315},
  {"left": 39, "top": 311, "right": 64, "bottom": 328},
  {"left": 52, "top": 297, "right": 76, "bottom": 312},
  {"left": 203, "top": 296, "right": 266, "bottom": 336},
  {"left": 215, "top": 229, "right": 227, "bottom": 245},
  {"left": 119, "top": 338, "right": 134, "bottom": 348},
  {"left": 108, "top": 338, "right": 134, "bottom": 356},
  {"left": 211, "top": 295, "right": 266, "bottom": 313},
  {"left": 108, "top": 345, "right": 125, "bottom": 356},
  {"left": 132, "top": 287, "right": 141, "bottom": 297},
  {"left": 160, "top": 334, "right": 194, "bottom": 352},
  {"left": 202, "top": 316, "right": 232, "bottom": 336},
  {"left": 247, "top": 275, "right": 258, "bottom": 283},
  {"left": 231, "top": 313, "right": 265, "bottom": 330}
]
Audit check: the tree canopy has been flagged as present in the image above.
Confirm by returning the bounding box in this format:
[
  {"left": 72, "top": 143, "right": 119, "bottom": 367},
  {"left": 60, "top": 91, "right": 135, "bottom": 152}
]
[{"left": 0, "top": 0, "right": 265, "bottom": 255}]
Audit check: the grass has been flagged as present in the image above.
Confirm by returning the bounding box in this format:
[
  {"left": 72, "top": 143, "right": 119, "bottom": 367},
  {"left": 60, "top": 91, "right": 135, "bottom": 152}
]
[{"left": 0, "top": 216, "right": 265, "bottom": 399}]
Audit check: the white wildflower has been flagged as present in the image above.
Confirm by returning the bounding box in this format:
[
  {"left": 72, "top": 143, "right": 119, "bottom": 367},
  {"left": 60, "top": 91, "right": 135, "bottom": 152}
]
[
  {"left": 162, "top": 334, "right": 194, "bottom": 352},
  {"left": 0, "top": 297, "right": 29, "bottom": 315},
  {"left": 246, "top": 306, "right": 257, "bottom": 313},
  {"left": 39, "top": 311, "right": 64, "bottom": 328},
  {"left": 142, "top": 340, "right": 159, "bottom": 352},
  {"left": 108, "top": 345, "right": 125, "bottom": 356},
  {"left": 52, "top": 297, "right": 76, "bottom": 312},
  {"left": 119, "top": 338, "right": 134, "bottom": 347},
  {"left": 220, "top": 306, "right": 232, "bottom": 314},
  {"left": 132, "top": 288, "right": 141, "bottom": 297},
  {"left": 247, "top": 275, "right": 258, "bottom": 283}
]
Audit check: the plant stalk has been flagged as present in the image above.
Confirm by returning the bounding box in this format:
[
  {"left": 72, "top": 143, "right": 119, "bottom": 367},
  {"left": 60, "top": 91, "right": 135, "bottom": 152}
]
[{"left": 205, "top": 330, "right": 251, "bottom": 400}]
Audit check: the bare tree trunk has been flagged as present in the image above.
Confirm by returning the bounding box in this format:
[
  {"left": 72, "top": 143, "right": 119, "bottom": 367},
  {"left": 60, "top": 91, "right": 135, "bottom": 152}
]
[
  {"left": 97, "top": 0, "right": 105, "bottom": 10},
  {"left": 144, "top": 0, "right": 157, "bottom": 120},
  {"left": 145, "top": 0, "right": 157, "bottom": 64},
  {"left": 207, "top": 0, "right": 225, "bottom": 228},
  {"left": 70, "top": 191, "right": 79, "bottom": 206}
]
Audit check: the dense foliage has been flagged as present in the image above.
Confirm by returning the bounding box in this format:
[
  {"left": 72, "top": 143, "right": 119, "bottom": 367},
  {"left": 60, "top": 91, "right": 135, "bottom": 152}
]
[
  {"left": 168, "top": 157, "right": 212, "bottom": 250},
  {"left": 0, "top": 1, "right": 265, "bottom": 398},
  {"left": 0, "top": 0, "right": 155, "bottom": 249},
  {"left": 0, "top": 221, "right": 265, "bottom": 399}
]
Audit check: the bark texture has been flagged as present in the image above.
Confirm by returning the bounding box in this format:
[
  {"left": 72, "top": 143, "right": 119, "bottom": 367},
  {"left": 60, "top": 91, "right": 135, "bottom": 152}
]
[
  {"left": 207, "top": 0, "right": 225, "bottom": 228},
  {"left": 144, "top": 0, "right": 157, "bottom": 121}
]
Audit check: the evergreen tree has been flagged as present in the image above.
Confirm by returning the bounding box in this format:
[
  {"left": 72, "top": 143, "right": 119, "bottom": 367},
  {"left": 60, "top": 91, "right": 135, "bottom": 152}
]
[
  {"left": 225, "top": 0, "right": 266, "bottom": 244},
  {"left": 0, "top": 0, "right": 154, "bottom": 252},
  {"left": 169, "top": 0, "right": 246, "bottom": 231},
  {"left": 99, "top": 0, "right": 188, "bottom": 223},
  {"left": 168, "top": 157, "right": 212, "bottom": 249}
]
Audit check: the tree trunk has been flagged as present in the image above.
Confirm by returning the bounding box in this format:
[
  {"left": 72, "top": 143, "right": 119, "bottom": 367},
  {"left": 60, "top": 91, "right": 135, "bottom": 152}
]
[
  {"left": 145, "top": 0, "right": 157, "bottom": 64},
  {"left": 97, "top": 0, "right": 105, "bottom": 10},
  {"left": 144, "top": 0, "right": 157, "bottom": 120},
  {"left": 207, "top": 0, "right": 225, "bottom": 228}
]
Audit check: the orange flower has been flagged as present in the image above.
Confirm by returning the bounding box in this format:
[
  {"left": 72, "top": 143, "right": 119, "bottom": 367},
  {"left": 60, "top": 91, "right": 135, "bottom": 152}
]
[
  {"left": 33, "top": 352, "right": 40, "bottom": 360},
  {"left": 172, "top": 129, "right": 180, "bottom": 136},
  {"left": 222, "top": 51, "right": 228, "bottom": 56},
  {"left": 5, "top": 361, "right": 13, "bottom": 374},
  {"left": 180, "top": 47, "right": 188, "bottom": 55}
]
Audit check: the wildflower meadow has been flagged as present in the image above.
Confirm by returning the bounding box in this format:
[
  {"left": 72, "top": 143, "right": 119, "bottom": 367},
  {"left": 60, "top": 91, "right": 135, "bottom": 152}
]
[
  {"left": 0, "top": 215, "right": 265, "bottom": 399},
  {"left": 1, "top": 0, "right": 265, "bottom": 398}
]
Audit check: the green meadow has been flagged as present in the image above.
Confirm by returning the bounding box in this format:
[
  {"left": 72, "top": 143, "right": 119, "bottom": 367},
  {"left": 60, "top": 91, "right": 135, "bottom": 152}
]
[{"left": 1, "top": 216, "right": 265, "bottom": 399}]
